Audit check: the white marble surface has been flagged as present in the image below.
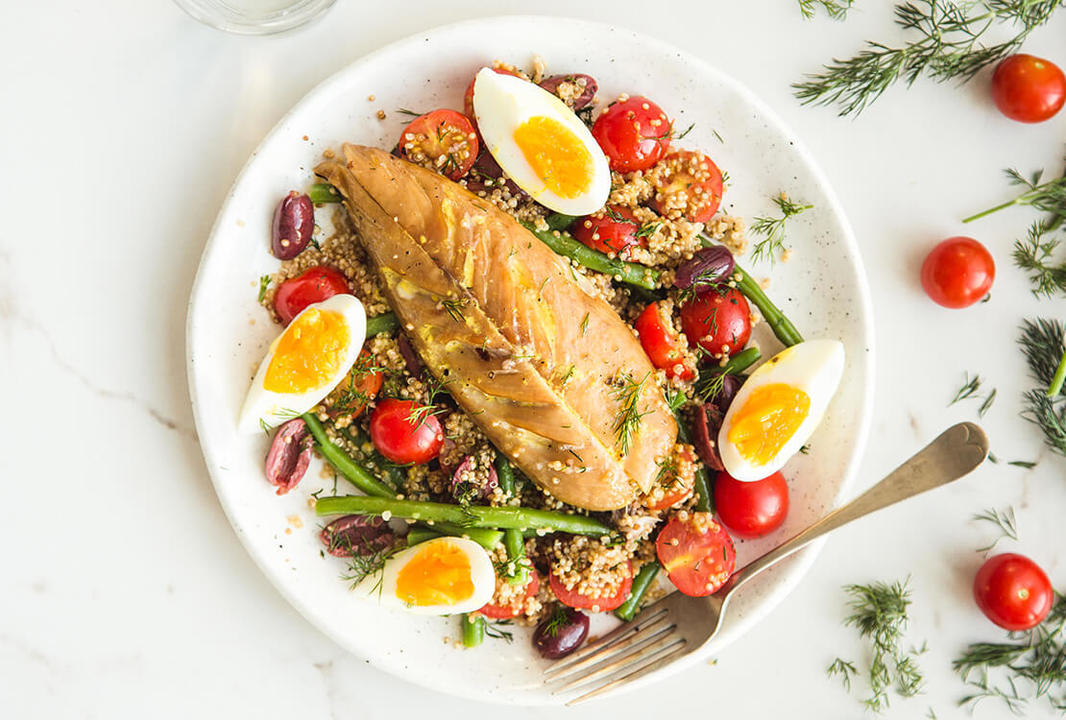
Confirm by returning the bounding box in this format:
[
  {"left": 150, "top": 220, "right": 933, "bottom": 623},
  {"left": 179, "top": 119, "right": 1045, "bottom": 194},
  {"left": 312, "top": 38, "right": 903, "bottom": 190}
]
[{"left": 2, "top": 2, "right": 1064, "bottom": 718}]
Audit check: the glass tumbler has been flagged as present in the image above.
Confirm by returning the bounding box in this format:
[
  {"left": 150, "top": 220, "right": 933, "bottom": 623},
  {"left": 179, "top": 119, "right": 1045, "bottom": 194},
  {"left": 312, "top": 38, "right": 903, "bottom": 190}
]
[{"left": 174, "top": 0, "right": 336, "bottom": 35}]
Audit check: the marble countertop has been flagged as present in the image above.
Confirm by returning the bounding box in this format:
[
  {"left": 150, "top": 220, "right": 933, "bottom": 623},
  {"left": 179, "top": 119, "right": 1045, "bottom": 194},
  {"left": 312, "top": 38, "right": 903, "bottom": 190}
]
[{"left": 3, "top": 2, "right": 1064, "bottom": 718}]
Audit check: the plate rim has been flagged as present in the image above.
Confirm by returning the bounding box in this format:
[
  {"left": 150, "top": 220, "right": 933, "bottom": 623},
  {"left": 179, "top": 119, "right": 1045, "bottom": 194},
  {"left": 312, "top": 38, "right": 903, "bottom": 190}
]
[{"left": 185, "top": 13, "right": 876, "bottom": 705}]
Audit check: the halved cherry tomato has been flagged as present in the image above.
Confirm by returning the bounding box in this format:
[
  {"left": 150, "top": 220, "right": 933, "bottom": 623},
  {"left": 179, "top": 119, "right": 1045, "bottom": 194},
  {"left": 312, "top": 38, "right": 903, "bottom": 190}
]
[
  {"left": 591, "top": 96, "right": 672, "bottom": 173},
  {"left": 656, "top": 512, "right": 735, "bottom": 596},
  {"left": 478, "top": 571, "right": 541, "bottom": 619},
  {"left": 920, "top": 236, "right": 995, "bottom": 309},
  {"left": 991, "top": 54, "right": 1066, "bottom": 123},
  {"left": 463, "top": 67, "right": 525, "bottom": 120},
  {"left": 634, "top": 302, "right": 696, "bottom": 381},
  {"left": 329, "top": 349, "right": 383, "bottom": 417},
  {"left": 974, "top": 553, "right": 1054, "bottom": 631},
  {"left": 714, "top": 470, "right": 789, "bottom": 539},
  {"left": 398, "top": 109, "right": 479, "bottom": 180},
  {"left": 571, "top": 205, "right": 647, "bottom": 258},
  {"left": 273, "top": 266, "right": 350, "bottom": 326},
  {"left": 679, "top": 287, "right": 751, "bottom": 357},
  {"left": 368, "top": 398, "right": 444, "bottom": 465},
  {"left": 549, "top": 561, "right": 633, "bottom": 612},
  {"left": 646, "top": 446, "right": 696, "bottom": 511},
  {"left": 651, "top": 151, "right": 724, "bottom": 223}
]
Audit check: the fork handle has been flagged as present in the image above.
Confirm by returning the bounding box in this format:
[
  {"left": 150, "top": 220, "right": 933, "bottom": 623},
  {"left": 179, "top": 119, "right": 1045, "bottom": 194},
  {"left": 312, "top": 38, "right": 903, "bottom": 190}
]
[{"left": 721, "top": 422, "right": 988, "bottom": 596}]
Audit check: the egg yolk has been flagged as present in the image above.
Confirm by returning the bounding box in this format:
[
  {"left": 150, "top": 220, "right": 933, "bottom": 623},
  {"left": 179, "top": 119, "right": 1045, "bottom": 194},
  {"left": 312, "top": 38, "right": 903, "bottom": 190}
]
[
  {"left": 263, "top": 308, "right": 349, "bottom": 394},
  {"left": 395, "top": 541, "right": 475, "bottom": 607},
  {"left": 727, "top": 383, "right": 811, "bottom": 465},
  {"left": 513, "top": 116, "right": 593, "bottom": 199}
]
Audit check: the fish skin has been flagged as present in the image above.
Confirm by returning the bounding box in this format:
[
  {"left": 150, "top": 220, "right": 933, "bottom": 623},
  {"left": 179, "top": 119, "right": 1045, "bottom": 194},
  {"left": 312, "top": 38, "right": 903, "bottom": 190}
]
[{"left": 315, "top": 145, "right": 676, "bottom": 511}]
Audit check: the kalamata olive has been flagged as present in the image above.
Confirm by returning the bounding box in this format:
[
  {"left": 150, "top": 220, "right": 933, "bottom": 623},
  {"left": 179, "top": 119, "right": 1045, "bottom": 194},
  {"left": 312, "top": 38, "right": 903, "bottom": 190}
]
[
  {"left": 463, "top": 149, "right": 526, "bottom": 198},
  {"left": 320, "top": 515, "right": 397, "bottom": 557},
  {"left": 674, "top": 246, "right": 736, "bottom": 291},
  {"left": 264, "top": 418, "right": 313, "bottom": 495},
  {"left": 534, "top": 606, "right": 590, "bottom": 659},
  {"left": 691, "top": 403, "right": 725, "bottom": 471},
  {"left": 537, "top": 73, "right": 598, "bottom": 110},
  {"left": 396, "top": 332, "right": 424, "bottom": 378},
  {"left": 272, "top": 191, "right": 315, "bottom": 260},
  {"left": 712, "top": 373, "right": 742, "bottom": 414},
  {"left": 451, "top": 455, "right": 498, "bottom": 501}
]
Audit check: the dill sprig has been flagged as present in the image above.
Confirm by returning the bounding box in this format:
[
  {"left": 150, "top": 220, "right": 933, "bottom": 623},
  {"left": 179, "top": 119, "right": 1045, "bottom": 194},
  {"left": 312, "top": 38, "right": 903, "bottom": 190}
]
[
  {"left": 954, "top": 592, "right": 1066, "bottom": 714},
  {"left": 799, "top": 0, "right": 854, "bottom": 19},
  {"left": 610, "top": 372, "right": 651, "bottom": 455},
  {"left": 1013, "top": 220, "right": 1066, "bottom": 299},
  {"left": 1019, "top": 319, "right": 1066, "bottom": 457},
  {"left": 973, "top": 506, "right": 1019, "bottom": 553},
  {"left": 837, "top": 579, "right": 925, "bottom": 712},
  {"left": 965, "top": 165, "right": 1066, "bottom": 228},
  {"left": 828, "top": 657, "right": 859, "bottom": 691},
  {"left": 749, "top": 193, "right": 813, "bottom": 265},
  {"left": 485, "top": 619, "right": 514, "bottom": 643},
  {"left": 950, "top": 373, "right": 983, "bottom": 404},
  {"left": 339, "top": 541, "right": 400, "bottom": 595},
  {"left": 440, "top": 296, "right": 468, "bottom": 323},
  {"left": 794, "top": 0, "right": 1065, "bottom": 116},
  {"left": 257, "top": 274, "right": 272, "bottom": 303}
]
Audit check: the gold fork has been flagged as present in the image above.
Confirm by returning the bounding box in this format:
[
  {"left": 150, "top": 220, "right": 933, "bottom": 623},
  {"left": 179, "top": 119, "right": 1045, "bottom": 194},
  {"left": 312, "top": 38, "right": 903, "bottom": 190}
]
[{"left": 545, "top": 421, "right": 989, "bottom": 705}]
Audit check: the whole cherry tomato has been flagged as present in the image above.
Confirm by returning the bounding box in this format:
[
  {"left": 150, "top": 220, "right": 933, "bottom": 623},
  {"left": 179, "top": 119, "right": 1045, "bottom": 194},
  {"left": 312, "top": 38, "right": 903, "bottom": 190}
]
[
  {"left": 592, "top": 96, "right": 672, "bottom": 173},
  {"left": 651, "top": 151, "right": 724, "bottom": 223},
  {"left": 973, "top": 553, "right": 1054, "bottom": 631},
  {"left": 368, "top": 398, "right": 444, "bottom": 465},
  {"left": 655, "top": 512, "right": 735, "bottom": 596},
  {"left": 571, "top": 205, "right": 647, "bottom": 258},
  {"left": 634, "top": 302, "right": 696, "bottom": 381},
  {"left": 273, "top": 266, "right": 351, "bottom": 325},
  {"left": 549, "top": 561, "right": 632, "bottom": 612},
  {"left": 713, "top": 471, "right": 789, "bottom": 539},
  {"left": 679, "top": 287, "right": 752, "bottom": 357},
  {"left": 920, "top": 236, "right": 995, "bottom": 308},
  {"left": 398, "top": 109, "right": 479, "bottom": 180},
  {"left": 991, "top": 53, "right": 1066, "bottom": 123}
]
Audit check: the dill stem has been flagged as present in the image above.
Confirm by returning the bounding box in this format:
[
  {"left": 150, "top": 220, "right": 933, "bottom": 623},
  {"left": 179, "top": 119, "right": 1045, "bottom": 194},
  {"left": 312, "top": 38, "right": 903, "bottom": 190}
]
[
  {"left": 1048, "top": 347, "right": 1066, "bottom": 397},
  {"left": 962, "top": 198, "right": 1020, "bottom": 223}
]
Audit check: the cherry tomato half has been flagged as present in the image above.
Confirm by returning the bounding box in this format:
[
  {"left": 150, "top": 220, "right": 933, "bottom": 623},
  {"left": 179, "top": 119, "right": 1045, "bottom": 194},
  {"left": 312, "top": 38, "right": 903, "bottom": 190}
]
[
  {"left": 651, "top": 151, "right": 724, "bottom": 223},
  {"left": 273, "top": 266, "right": 351, "bottom": 326},
  {"left": 991, "top": 53, "right": 1066, "bottom": 123},
  {"left": 549, "top": 561, "right": 633, "bottom": 612},
  {"left": 645, "top": 446, "right": 696, "bottom": 511},
  {"left": 368, "top": 398, "right": 444, "bottom": 465},
  {"left": 571, "top": 205, "right": 647, "bottom": 258},
  {"left": 478, "top": 571, "right": 540, "bottom": 620},
  {"left": 973, "top": 553, "right": 1054, "bottom": 631},
  {"left": 463, "top": 67, "right": 524, "bottom": 120},
  {"left": 920, "top": 236, "right": 995, "bottom": 309},
  {"left": 679, "top": 287, "right": 751, "bottom": 357},
  {"left": 634, "top": 302, "right": 696, "bottom": 381},
  {"left": 329, "top": 349, "right": 384, "bottom": 418},
  {"left": 714, "top": 471, "right": 789, "bottom": 539},
  {"left": 398, "top": 109, "right": 479, "bottom": 181},
  {"left": 592, "top": 96, "right": 672, "bottom": 173},
  {"left": 656, "top": 512, "right": 736, "bottom": 597}
]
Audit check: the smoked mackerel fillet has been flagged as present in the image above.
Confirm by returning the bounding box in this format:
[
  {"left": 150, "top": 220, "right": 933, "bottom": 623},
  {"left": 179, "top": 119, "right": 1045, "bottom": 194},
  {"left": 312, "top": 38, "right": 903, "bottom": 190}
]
[{"left": 316, "top": 145, "right": 676, "bottom": 511}]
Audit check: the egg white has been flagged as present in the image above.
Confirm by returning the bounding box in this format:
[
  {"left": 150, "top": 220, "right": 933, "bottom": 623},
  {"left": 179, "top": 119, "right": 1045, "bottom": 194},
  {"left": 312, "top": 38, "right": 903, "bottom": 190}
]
[
  {"left": 718, "top": 339, "right": 845, "bottom": 481},
  {"left": 237, "top": 294, "right": 366, "bottom": 435},
  {"left": 472, "top": 68, "right": 610, "bottom": 215},
  {"left": 357, "top": 536, "right": 496, "bottom": 615}
]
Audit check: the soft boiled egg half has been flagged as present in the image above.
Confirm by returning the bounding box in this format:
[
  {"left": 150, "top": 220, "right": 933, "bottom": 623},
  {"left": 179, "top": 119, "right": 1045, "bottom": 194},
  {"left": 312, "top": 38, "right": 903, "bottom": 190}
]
[
  {"left": 472, "top": 68, "right": 610, "bottom": 215},
  {"left": 359, "top": 536, "right": 496, "bottom": 615},
  {"left": 718, "top": 340, "right": 845, "bottom": 481},
  {"left": 237, "top": 294, "right": 366, "bottom": 434}
]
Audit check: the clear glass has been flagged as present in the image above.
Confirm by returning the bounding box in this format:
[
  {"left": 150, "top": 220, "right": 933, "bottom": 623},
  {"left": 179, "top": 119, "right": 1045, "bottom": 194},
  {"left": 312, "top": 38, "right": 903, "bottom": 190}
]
[{"left": 173, "top": 0, "right": 336, "bottom": 35}]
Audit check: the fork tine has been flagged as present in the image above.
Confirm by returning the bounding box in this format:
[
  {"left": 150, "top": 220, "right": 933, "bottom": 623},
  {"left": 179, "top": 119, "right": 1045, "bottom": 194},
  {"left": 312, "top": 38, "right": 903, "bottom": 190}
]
[
  {"left": 551, "top": 626, "right": 680, "bottom": 693},
  {"left": 542, "top": 605, "right": 668, "bottom": 676},
  {"left": 565, "top": 640, "right": 689, "bottom": 706},
  {"left": 544, "top": 613, "right": 672, "bottom": 684}
]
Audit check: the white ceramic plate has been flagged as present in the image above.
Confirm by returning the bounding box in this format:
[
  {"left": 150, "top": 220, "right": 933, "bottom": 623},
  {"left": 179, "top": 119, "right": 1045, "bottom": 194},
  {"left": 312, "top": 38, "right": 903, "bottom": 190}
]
[{"left": 186, "top": 15, "right": 874, "bottom": 705}]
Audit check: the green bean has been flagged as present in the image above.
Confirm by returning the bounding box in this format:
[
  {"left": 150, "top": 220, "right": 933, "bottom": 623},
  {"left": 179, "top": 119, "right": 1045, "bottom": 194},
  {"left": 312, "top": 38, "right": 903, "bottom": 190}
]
[
  {"left": 674, "top": 411, "right": 713, "bottom": 513},
  {"left": 545, "top": 212, "right": 578, "bottom": 231},
  {"left": 315, "top": 496, "right": 614, "bottom": 537},
  {"left": 493, "top": 451, "right": 531, "bottom": 585},
  {"left": 734, "top": 266, "right": 804, "bottom": 347},
  {"left": 366, "top": 312, "right": 398, "bottom": 337},
  {"left": 461, "top": 613, "right": 484, "bottom": 648},
  {"left": 405, "top": 527, "right": 442, "bottom": 546},
  {"left": 309, "top": 182, "right": 342, "bottom": 204},
  {"left": 614, "top": 563, "right": 661, "bottom": 622},
  {"left": 523, "top": 223, "right": 661, "bottom": 290},
  {"left": 302, "top": 414, "right": 395, "bottom": 498},
  {"left": 433, "top": 525, "right": 504, "bottom": 550}
]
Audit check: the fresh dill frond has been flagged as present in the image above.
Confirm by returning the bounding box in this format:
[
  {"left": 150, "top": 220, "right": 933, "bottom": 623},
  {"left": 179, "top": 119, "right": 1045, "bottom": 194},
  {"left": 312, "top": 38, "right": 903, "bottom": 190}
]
[
  {"left": 950, "top": 373, "right": 983, "bottom": 405},
  {"left": 665, "top": 387, "right": 687, "bottom": 412},
  {"left": 339, "top": 541, "right": 400, "bottom": 594},
  {"left": 634, "top": 221, "right": 662, "bottom": 240},
  {"left": 973, "top": 506, "right": 1019, "bottom": 553},
  {"left": 1012, "top": 221, "right": 1066, "bottom": 299},
  {"left": 695, "top": 370, "right": 727, "bottom": 403},
  {"left": 966, "top": 163, "right": 1066, "bottom": 227},
  {"left": 406, "top": 400, "right": 445, "bottom": 429},
  {"left": 828, "top": 657, "right": 858, "bottom": 691},
  {"left": 749, "top": 193, "right": 813, "bottom": 265},
  {"left": 1008, "top": 459, "right": 1037, "bottom": 469},
  {"left": 543, "top": 604, "right": 571, "bottom": 638},
  {"left": 799, "top": 0, "right": 854, "bottom": 19},
  {"left": 580, "top": 312, "right": 590, "bottom": 336},
  {"left": 1022, "top": 389, "right": 1066, "bottom": 458},
  {"left": 485, "top": 619, "right": 515, "bottom": 643},
  {"left": 396, "top": 108, "right": 424, "bottom": 117},
  {"left": 1019, "top": 319, "right": 1066, "bottom": 457},
  {"left": 794, "top": 0, "right": 1065, "bottom": 116},
  {"left": 979, "top": 388, "right": 997, "bottom": 418},
  {"left": 257, "top": 274, "right": 272, "bottom": 303},
  {"left": 610, "top": 372, "right": 651, "bottom": 455},
  {"left": 441, "top": 296, "right": 468, "bottom": 323}
]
